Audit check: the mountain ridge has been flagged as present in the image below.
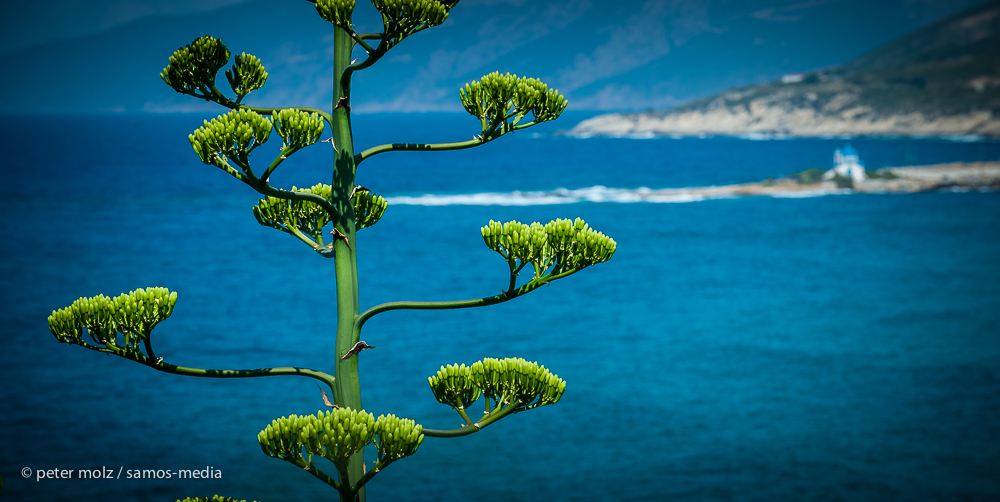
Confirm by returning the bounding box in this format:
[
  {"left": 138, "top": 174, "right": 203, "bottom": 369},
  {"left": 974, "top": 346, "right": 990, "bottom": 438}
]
[
  {"left": 571, "top": 0, "right": 1000, "bottom": 138},
  {"left": 2, "top": 0, "right": 993, "bottom": 115}
]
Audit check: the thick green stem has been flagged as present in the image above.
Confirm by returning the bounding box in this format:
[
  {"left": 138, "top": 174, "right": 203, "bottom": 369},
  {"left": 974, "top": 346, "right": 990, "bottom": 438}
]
[{"left": 330, "top": 25, "right": 365, "bottom": 502}]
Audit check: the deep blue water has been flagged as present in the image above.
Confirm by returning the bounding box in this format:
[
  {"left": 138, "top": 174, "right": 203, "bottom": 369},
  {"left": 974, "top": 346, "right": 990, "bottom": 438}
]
[{"left": 2, "top": 113, "right": 999, "bottom": 501}]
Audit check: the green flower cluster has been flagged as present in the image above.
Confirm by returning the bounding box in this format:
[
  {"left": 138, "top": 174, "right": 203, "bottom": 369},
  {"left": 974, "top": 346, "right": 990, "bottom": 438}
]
[
  {"left": 162, "top": 36, "right": 268, "bottom": 102},
  {"left": 259, "top": 409, "right": 375, "bottom": 466},
  {"left": 177, "top": 497, "right": 260, "bottom": 502},
  {"left": 314, "top": 0, "right": 356, "bottom": 29},
  {"left": 472, "top": 357, "right": 566, "bottom": 412},
  {"left": 428, "top": 363, "right": 482, "bottom": 410},
  {"left": 160, "top": 36, "right": 231, "bottom": 97},
  {"left": 189, "top": 109, "right": 272, "bottom": 170},
  {"left": 481, "top": 217, "right": 616, "bottom": 280},
  {"left": 372, "top": 0, "right": 461, "bottom": 50},
  {"left": 430, "top": 357, "right": 566, "bottom": 413},
  {"left": 353, "top": 189, "right": 388, "bottom": 230},
  {"left": 373, "top": 414, "right": 424, "bottom": 463},
  {"left": 225, "top": 52, "right": 268, "bottom": 100},
  {"left": 48, "top": 287, "right": 178, "bottom": 362},
  {"left": 259, "top": 409, "right": 424, "bottom": 468},
  {"left": 461, "top": 72, "right": 568, "bottom": 132},
  {"left": 273, "top": 109, "right": 325, "bottom": 151},
  {"left": 253, "top": 184, "right": 333, "bottom": 244},
  {"left": 252, "top": 184, "right": 387, "bottom": 244}
]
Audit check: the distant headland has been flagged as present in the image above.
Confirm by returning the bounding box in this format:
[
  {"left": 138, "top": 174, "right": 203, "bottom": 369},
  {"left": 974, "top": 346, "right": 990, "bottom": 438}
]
[
  {"left": 638, "top": 158, "right": 1000, "bottom": 201},
  {"left": 569, "top": 1, "right": 1000, "bottom": 140}
]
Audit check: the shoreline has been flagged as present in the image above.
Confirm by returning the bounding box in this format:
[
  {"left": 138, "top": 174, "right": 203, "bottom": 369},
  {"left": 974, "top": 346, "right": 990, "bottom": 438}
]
[{"left": 641, "top": 161, "right": 1000, "bottom": 200}]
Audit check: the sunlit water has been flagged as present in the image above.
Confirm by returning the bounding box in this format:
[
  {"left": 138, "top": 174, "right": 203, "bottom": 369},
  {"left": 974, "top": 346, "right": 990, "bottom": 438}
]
[{"left": 2, "top": 113, "right": 999, "bottom": 501}]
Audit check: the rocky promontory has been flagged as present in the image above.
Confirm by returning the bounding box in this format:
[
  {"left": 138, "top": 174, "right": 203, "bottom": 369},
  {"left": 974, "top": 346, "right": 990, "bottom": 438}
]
[
  {"left": 638, "top": 162, "right": 1000, "bottom": 201},
  {"left": 570, "top": 106, "right": 1000, "bottom": 139},
  {"left": 570, "top": 1, "right": 1000, "bottom": 140}
]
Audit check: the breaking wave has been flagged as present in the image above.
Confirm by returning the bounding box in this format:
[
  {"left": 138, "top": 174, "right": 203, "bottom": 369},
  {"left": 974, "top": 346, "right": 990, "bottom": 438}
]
[{"left": 384, "top": 185, "right": 848, "bottom": 206}]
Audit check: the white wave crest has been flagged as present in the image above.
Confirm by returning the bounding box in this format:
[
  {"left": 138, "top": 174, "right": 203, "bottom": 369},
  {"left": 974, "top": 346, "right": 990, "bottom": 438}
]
[
  {"left": 385, "top": 186, "right": 645, "bottom": 206},
  {"left": 383, "top": 185, "right": 839, "bottom": 206},
  {"left": 769, "top": 188, "right": 852, "bottom": 198}
]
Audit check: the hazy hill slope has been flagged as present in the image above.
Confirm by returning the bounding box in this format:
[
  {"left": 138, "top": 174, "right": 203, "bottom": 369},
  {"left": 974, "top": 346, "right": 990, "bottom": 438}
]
[{"left": 571, "top": 0, "right": 1000, "bottom": 138}]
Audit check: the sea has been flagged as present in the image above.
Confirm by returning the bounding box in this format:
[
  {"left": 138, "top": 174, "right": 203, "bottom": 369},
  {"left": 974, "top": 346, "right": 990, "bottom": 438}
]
[{"left": 1, "top": 112, "right": 999, "bottom": 501}]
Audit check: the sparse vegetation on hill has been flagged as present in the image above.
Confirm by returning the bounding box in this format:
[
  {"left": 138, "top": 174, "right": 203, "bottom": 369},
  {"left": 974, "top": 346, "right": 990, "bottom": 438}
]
[{"left": 573, "top": 0, "right": 1000, "bottom": 138}]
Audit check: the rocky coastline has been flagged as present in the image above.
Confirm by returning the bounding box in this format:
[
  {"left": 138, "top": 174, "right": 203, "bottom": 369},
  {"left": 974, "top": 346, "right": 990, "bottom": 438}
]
[
  {"left": 569, "top": 109, "right": 1000, "bottom": 140},
  {"left": 639, "top": 161, "right": 1000, "bottom": 200}
]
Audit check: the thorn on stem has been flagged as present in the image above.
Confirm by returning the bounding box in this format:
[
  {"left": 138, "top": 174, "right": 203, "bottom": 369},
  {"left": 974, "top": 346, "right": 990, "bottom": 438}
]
[
  {"left": 318, "top": 385, "right": 338, "bottom": 408},
  {"left": 341, "top": 341, "right": 376, "bottom": 360},
  {"left": 349, "top": 185, "right": 370, "bottom": 200},
  {"left": 335, "top": 96, "right": 351, "bottom": 114},
  {"left": 331, "top": 228, "right": 351, "bottom": 249}
]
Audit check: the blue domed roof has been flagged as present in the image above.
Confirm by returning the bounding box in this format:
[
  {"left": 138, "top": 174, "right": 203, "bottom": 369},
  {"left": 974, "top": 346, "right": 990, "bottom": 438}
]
[{"left": 842, "top": 144, "right": 858, "bottom": 157}]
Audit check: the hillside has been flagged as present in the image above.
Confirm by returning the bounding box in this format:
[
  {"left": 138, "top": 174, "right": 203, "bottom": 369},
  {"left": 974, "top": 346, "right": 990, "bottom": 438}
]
[{"left": 571, "top": 1, "right": 1000, "bottom": 138}]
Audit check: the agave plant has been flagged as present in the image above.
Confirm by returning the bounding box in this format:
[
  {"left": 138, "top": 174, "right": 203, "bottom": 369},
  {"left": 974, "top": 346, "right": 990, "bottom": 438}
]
[{"left": 48, "top": 1, "right": 614, "bottom": 500}]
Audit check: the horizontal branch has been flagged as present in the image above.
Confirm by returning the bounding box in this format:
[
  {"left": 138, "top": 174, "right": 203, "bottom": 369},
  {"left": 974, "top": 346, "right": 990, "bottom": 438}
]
[
  {"left": 354, "top": 116, "right": 533, "bottom": 166},
  {"left": 422, "top": 404, "right": 517, "bottom": 438},
  {"left": 356, "top": 294, "right": 502, "bottom": 329},
  {"left": 355, "top": 137, "right": 485, "bottom": 165},
  {"left": 355, "top": 269, "right": 579, "bottom": 332},
  {"left": 151, "top": 361, "right": 337, "bottom": 395}
]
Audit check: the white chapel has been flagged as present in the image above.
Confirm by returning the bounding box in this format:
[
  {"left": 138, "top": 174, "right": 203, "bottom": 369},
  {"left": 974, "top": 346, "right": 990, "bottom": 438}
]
[{"left": 824, "top": 144, "right": 867, "bottom": 183}]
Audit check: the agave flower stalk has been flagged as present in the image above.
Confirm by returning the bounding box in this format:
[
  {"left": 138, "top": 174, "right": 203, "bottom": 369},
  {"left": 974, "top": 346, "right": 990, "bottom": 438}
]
[{"left": 48, "top": 1, "right": 613, "bottom": 501}]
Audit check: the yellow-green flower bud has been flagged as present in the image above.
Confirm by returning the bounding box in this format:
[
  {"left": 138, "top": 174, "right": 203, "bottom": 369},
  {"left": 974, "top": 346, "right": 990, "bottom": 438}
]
[
  {"left": 273, "top": 109, "right": 324, "bottom": 151},
  {"left": 428, "top": 363, "right": 482, "bottom": 410},
  {"left": 160, "top": 36, "right": 231, "bottom": 97},
  {"left": 374, "top": 414, "right": 424, "bottom": 462},
  {"left": 353, "top": 189, "right": 388, "bottom": 229},
  {"left": 469, "top": 357, "right": 566, "bottom": 412},
  {"left": 315, "top": 0, "right": 356, "bottom": 29},
  {"left": 258, "top": 408, "right": 375, "bottom": 467}
]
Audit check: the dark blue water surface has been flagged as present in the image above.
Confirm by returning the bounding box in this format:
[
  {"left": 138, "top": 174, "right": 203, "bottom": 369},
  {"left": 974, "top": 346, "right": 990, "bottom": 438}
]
[{"left": 2, "top": 113, "right": 999, "bottom": 501}]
